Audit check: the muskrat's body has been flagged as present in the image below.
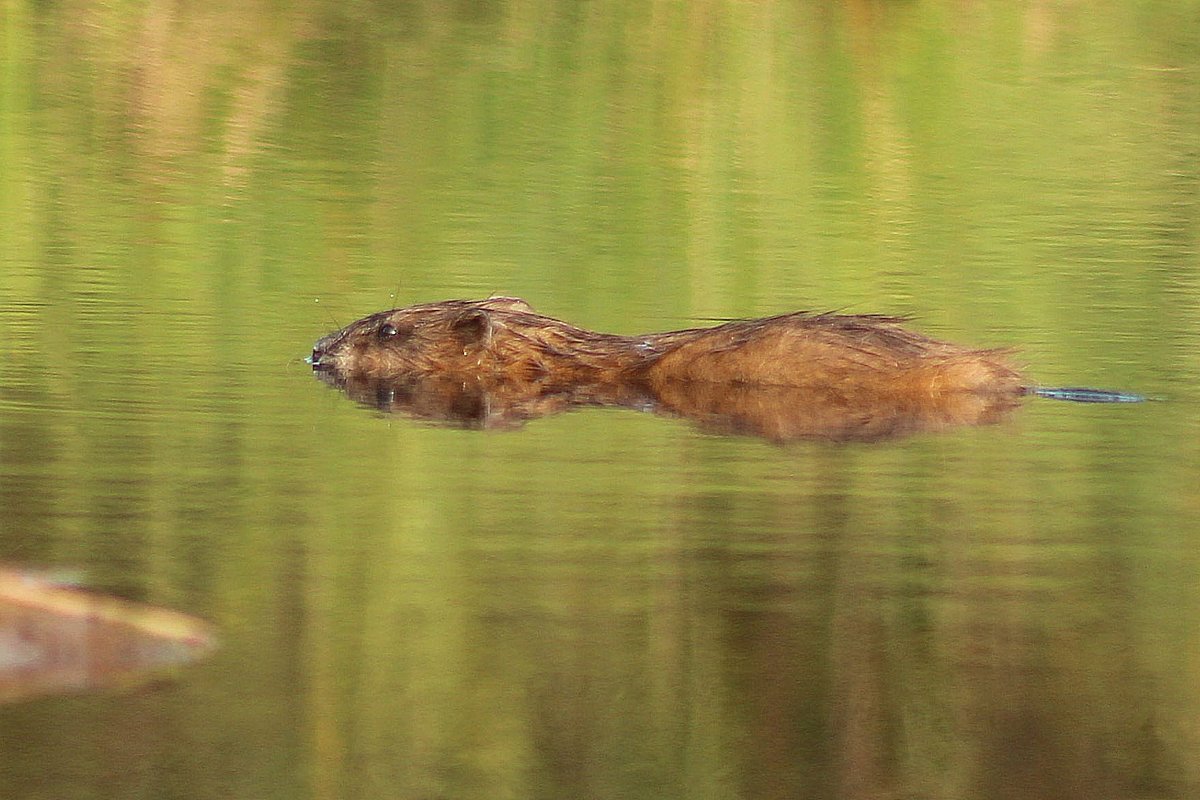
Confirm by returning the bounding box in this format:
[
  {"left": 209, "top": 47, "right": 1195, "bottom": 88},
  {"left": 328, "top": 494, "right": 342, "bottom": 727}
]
[{"left": 310, "top": 297, "right": 1025, "bottom": 399}]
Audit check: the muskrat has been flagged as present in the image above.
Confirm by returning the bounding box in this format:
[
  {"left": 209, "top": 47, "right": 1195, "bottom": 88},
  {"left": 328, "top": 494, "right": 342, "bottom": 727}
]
[
  {"left": 308, "top": 297, "right": 1142, "bottom": 440},
  {"left": 310, "top": 297, "right": 1024, "bottom": 395}
]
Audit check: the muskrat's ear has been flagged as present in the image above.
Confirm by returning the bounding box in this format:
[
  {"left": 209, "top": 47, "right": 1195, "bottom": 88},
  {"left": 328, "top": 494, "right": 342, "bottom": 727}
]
[{"left": 452, "top": 308, "right": 493, "bottom": 345}]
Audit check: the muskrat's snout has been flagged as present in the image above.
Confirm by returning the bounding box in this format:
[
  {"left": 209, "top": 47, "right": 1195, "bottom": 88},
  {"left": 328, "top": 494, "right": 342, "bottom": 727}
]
[
  {"left": 308, "top": 340, "right": 328, "bottom": 369},
  {"left": 309, "top": 327, "right": 349, "bottom": 370}
]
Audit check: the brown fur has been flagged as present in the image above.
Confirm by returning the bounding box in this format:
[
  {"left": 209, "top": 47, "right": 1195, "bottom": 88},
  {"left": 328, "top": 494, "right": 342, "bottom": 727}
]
[{"left": 310, "top": 297, "right": 1024, "bottom": 399}]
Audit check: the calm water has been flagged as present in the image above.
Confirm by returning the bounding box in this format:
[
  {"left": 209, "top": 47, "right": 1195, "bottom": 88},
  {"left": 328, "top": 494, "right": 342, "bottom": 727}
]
[{"left": 3, "top": 1, "right": 1200, "bottom": 798}]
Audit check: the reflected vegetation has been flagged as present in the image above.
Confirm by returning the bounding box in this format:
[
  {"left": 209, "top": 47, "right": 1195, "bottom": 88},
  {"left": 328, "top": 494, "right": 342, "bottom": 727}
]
[
  {"left": 1, "top": 0, "right": 1198, "bottom": 799},
  {"left": 0, "top": 568, "right": 215, "bottom": 704}
]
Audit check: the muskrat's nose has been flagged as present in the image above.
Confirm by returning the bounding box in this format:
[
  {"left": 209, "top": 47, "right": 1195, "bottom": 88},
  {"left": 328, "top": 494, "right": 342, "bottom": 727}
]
[{"left": 310, "top": 329, "right": 345, "bottom": 367}]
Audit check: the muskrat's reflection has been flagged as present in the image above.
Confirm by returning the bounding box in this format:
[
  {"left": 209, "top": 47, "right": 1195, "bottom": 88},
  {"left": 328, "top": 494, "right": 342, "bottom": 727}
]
[
  {"left": 316, "top": 370, "right": 1020, "bottom": 443},
  {"left": 650, "top": 380, "right": 1020, "bottom": 442}
]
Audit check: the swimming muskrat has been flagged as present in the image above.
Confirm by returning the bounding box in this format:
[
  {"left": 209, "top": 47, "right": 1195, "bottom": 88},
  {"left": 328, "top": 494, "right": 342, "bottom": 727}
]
[{"left": 308, "top": 297, "right": 1143, "bottom": 441}]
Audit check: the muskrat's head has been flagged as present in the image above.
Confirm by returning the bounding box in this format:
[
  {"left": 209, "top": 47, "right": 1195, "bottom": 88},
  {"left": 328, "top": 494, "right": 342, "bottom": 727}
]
[{"left": 309, "top": 296, "right": 542, "bottom": 378}]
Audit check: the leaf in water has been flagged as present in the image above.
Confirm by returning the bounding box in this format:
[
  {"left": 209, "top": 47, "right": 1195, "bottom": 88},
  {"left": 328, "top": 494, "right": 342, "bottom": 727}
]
[{"left": 0, "top": 567, "right": 217, "bottom": 704}]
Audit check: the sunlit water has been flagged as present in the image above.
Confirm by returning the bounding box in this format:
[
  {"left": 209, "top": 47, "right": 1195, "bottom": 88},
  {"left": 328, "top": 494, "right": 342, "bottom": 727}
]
[{"left": 2, "top": 2, "right": 1200, "bottom": 799}]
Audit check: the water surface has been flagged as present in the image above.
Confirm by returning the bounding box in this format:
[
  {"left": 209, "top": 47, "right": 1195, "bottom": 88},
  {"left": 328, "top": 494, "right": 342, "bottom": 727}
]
[{"left": 2, "top": 1, "right": 1199, "bottom": 798}]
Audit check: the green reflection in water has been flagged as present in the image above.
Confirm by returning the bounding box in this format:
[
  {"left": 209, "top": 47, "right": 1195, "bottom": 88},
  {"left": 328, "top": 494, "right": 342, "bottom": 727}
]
[{"left": 1, "top": 0, "right": 1199, "bottom": 799}]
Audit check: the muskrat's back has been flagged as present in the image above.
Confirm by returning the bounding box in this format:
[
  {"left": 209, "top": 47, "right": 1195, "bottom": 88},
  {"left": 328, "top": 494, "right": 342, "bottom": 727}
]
[
  {"left": 310, "top": 297, "right": 1024, "bottom": 398},
  {"left": 643, "top": 312, "right": 1022, "bottom": 397}
]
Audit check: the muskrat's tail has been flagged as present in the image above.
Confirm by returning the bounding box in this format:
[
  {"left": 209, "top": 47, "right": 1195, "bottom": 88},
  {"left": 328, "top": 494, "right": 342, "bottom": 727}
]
[{"left": 1027, "top": 387, "right": 1148, "bottom": 403}]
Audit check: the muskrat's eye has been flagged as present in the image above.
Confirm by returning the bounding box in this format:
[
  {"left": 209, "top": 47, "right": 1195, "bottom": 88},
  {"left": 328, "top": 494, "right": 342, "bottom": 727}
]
[{"left": 377, "top": 323, "right": 403, "bottom": 341}]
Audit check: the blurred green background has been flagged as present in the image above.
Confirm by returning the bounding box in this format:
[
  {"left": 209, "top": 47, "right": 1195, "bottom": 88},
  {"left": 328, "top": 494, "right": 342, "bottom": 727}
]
[{"left": 2, "top": 1, "right": 1199, "bottom": 798}]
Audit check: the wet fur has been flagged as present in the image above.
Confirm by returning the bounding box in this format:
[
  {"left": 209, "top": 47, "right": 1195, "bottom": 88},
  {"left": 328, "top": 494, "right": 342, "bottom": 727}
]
[{"left": 310, "top": 297, "right": 1024, "bottom": 400}]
